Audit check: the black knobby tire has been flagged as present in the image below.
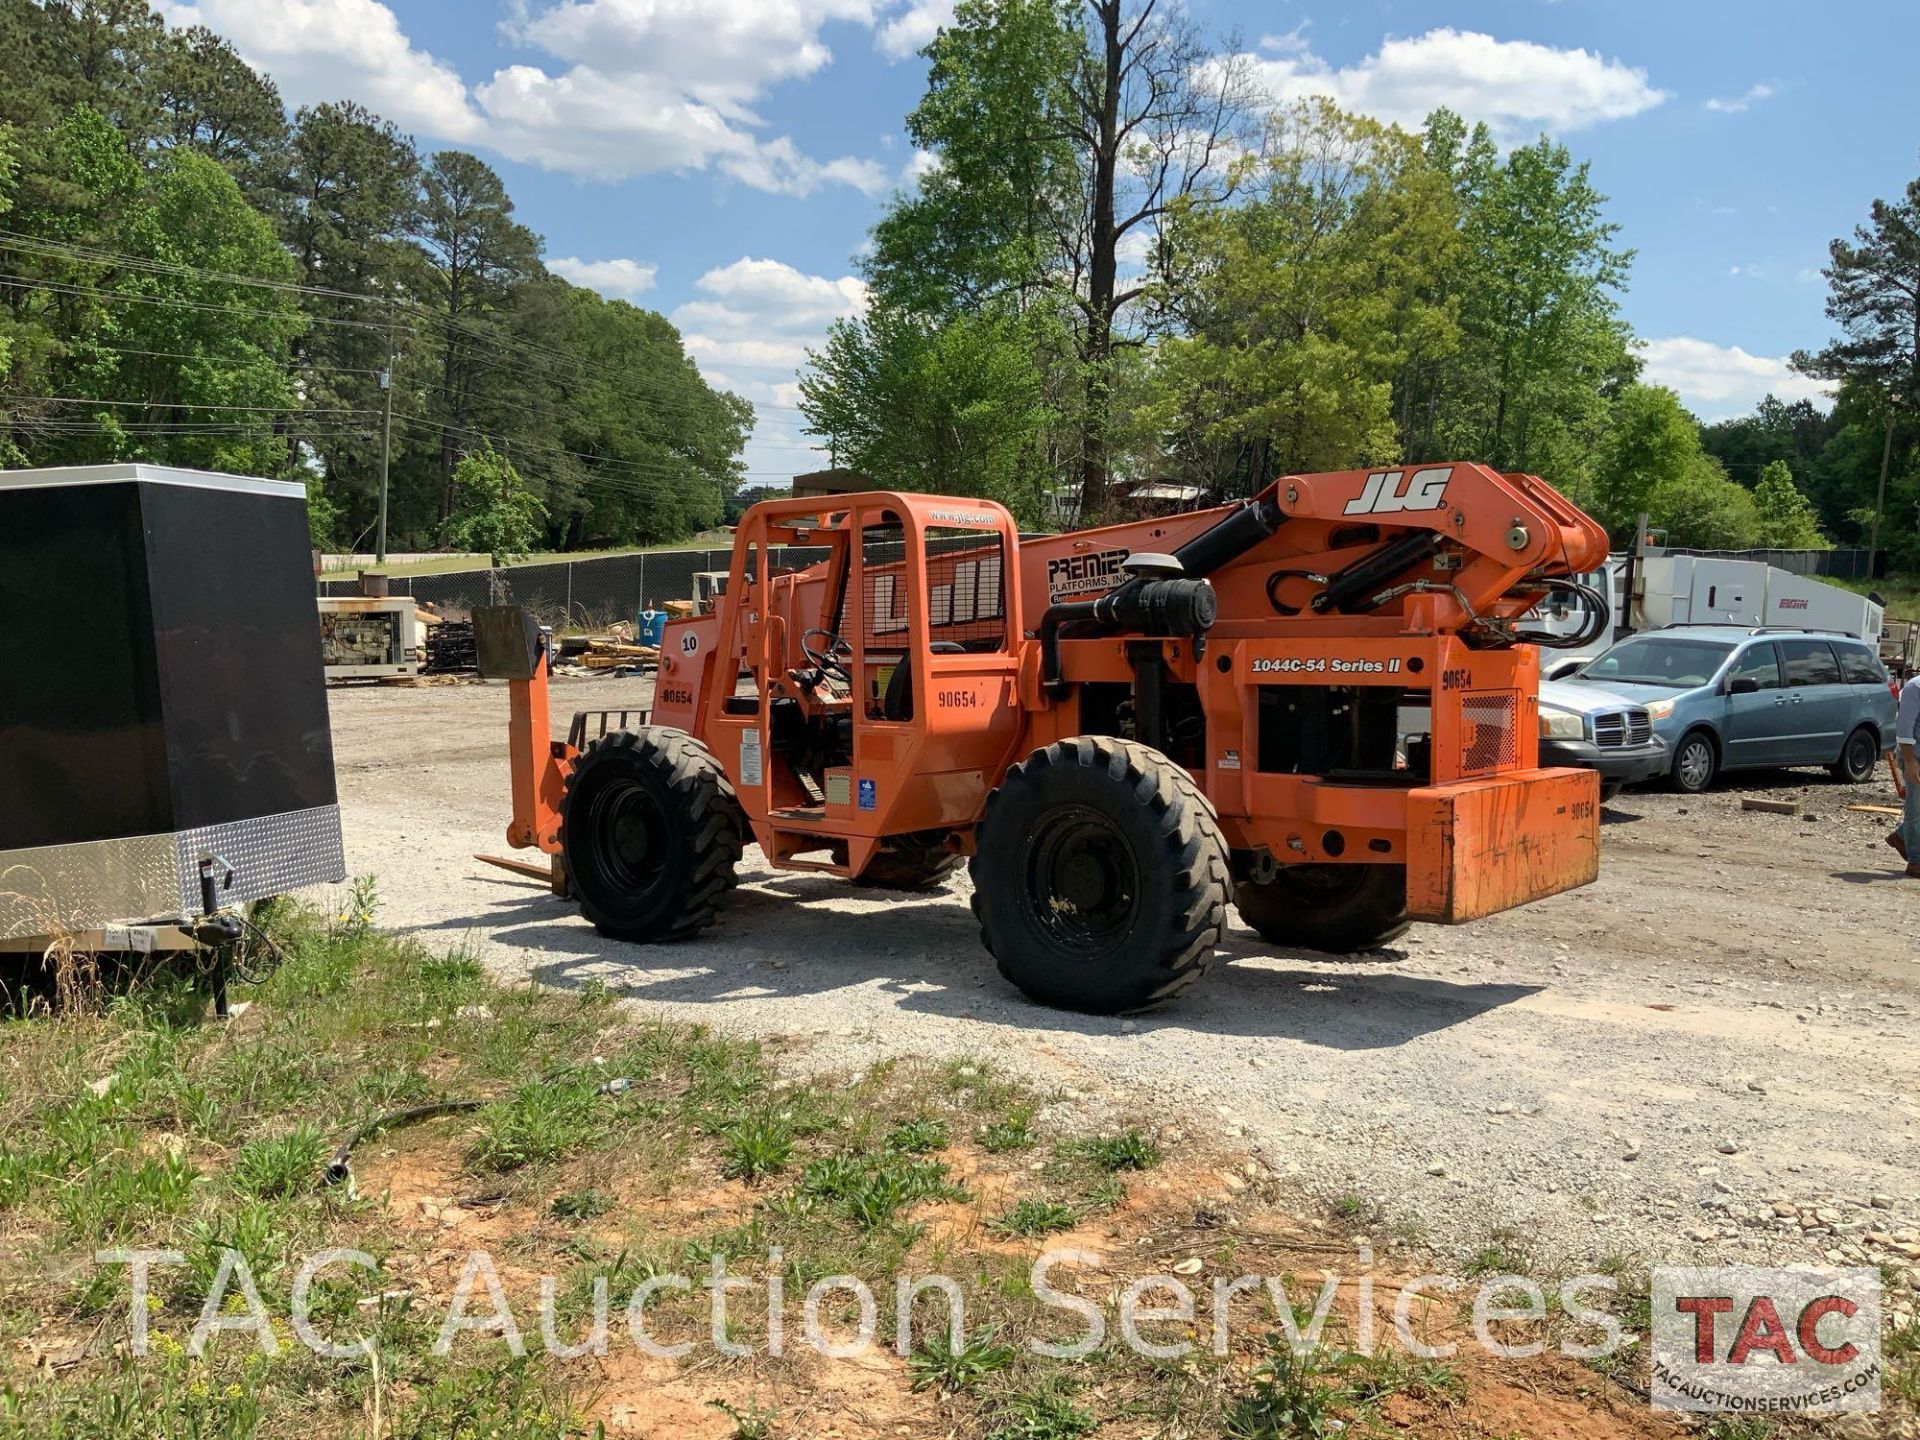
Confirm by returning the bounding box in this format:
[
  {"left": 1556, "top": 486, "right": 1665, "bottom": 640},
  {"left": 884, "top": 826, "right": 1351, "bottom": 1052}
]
[
  {"left": 969, "top": 736, "right": 1229, "bottom": 1014},
  {"left": 854, "top": 834, "right": 964, "bottom": 891},
  {"left": 1670, "top": 730, "right": 1719, "bottom": 794},
  {"left": 1233, "top": 864, "right": 1411, "bottom": 955},
  {"left": 560, "top": 727, "right": 746, "bottom": 942},
  {"left": 1831, "top": 725, "right": 1879, "bottom": 783}
]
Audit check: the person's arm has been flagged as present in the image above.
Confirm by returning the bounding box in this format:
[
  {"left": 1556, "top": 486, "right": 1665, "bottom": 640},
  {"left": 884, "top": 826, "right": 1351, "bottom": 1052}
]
[{"left": 1894, "top": 750, "right": 1910, "bottom": 799}]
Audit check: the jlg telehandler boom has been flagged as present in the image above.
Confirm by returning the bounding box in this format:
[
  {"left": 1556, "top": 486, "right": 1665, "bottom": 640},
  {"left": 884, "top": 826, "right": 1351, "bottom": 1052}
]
[{"left": 475, "top": 463, "right": 1612, "bottom": 1014}]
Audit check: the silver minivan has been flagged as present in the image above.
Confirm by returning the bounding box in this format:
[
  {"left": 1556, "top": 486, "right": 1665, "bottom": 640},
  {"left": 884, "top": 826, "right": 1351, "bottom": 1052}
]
[{"left": 1565, "top": 626, "right": 1897, "bottom": 792}]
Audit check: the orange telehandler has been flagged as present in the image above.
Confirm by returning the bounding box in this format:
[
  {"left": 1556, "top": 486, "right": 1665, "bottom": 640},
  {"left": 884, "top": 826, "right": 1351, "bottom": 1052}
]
[{"left": 474, "top": 463, "right": 1612, "bottom": 1013}]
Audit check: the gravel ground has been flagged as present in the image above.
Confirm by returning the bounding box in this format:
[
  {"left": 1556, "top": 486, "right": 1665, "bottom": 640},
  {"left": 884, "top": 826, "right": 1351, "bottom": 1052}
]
[{"left": 328, "top": 674, "right": 1920, "bottom": 1292}]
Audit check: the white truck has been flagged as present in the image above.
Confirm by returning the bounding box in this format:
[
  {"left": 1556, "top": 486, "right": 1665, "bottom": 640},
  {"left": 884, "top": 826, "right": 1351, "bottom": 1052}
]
[{"left": 1536, "top": 550, "right": 1885, "bottom": 679}]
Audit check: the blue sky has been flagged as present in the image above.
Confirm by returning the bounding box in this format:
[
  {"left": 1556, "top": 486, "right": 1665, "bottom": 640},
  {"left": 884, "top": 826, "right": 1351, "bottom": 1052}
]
[{"left": 153, "top": 1, "right": 1920, "bottom": 482}]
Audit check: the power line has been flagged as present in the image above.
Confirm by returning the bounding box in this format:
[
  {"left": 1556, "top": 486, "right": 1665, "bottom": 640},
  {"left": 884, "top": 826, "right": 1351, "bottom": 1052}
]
[
  {"left": 33, "top": 395, "right": 377, "bottom": 415},
  {"left": 0, "top": 231, "right": 396, "bottom": 308},
  {"left": 63, "top": 339, "right": 385, "bottom": 377}
]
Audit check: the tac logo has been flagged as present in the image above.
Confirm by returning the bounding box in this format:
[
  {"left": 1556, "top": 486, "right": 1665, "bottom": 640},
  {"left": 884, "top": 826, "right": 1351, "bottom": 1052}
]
[
  {"left": 1343, "top": 466, "right": 1453, "bottom": 516},
  {"left": 1651, "top": 1266, "right": 1881, "bottom": 1414}
]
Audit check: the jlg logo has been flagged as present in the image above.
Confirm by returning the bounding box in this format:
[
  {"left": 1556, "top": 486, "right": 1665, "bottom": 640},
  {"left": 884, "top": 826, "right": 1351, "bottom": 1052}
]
[{"left": 1343, "top": 466, "right": 1453, "bottom": 516}]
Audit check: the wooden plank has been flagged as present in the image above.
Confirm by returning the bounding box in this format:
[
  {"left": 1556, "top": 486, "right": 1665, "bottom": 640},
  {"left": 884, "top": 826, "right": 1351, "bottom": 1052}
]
[
  {"left": 1740, "top": 797, "right": 1798, "bottom": 815},
  {"left": 1846, "top": 803, "right": 1904, "bottom": 816},
  {"left": 474, "top": 853, "right": 556, "bottom": 884}
]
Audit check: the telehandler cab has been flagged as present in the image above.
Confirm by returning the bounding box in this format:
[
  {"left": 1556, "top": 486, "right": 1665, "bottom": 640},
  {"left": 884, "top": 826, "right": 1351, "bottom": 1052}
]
[{"left": 475, "top": 463, "right": 1613, "bottom": 1013}]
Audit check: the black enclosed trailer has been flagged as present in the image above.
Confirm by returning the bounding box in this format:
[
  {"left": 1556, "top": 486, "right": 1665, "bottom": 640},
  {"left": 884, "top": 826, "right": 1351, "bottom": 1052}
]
[{"left": 0, "top": 463, "right": 345, "bottom": 946}]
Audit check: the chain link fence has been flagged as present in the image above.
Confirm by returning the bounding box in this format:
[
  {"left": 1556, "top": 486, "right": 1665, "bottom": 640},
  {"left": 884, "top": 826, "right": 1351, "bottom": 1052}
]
[
  {"left": 317, "top": 545, "right": 833, "bottom": 628},
  {"left": 1659, "top": 547, "right": 1888, "bottom": 580}
]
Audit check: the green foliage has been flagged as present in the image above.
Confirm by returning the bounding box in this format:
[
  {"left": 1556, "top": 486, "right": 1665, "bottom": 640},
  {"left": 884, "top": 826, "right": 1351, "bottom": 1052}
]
[
  {"left": 909, "top": 1325, "right": 1017, "bottom": 1394},
  {"left": 1752, "top": 459, "right": 1830, "bottom": 548},
  {"left": 1592, "top": 383, "right": 1704, "bottom": 528},
  {"left": 1648, "top": 456, "right": 1761, "bottom": 549},
  {"left": 988, "top": 1383, "right": 1097, "bottom": 1440},
  {"left": 229, "top": 1125, "right": 324, "bottom": 1199},
  {"left": 989, "top": 1199, "right": 1079, "bottom": 1237},
  {"left": 1059, "top": 1128, "right": 1159, "bottom": 1172},
  {"left": 720, "top": 1114, "right": 796, "bottom": 1182},
  {"left": 442, "top": 446, "right": 547, "bottom": 563},
  {"left": 802, "top": 303, "right": 1061, "bottom": 525}
]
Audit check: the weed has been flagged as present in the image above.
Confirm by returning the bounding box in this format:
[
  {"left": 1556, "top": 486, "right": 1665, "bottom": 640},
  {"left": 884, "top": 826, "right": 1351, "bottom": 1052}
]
[
  {"left": 470, "top": 1076, "right": 602, "bottom": 1171},
  {"left": 979, "top": 1109, "right": 1037, "bottom": 1153},
  {"left": 988, "top": 1383, "right": 1097, "bottom": 1440},
  {"left": 908, "top": 1325, "right": 1016, "bottom": 1394},
  {"left": 885, "top": 1118, "right": 949, "bottom": 1154},
  {"left": 721, "top": 1115, "right": 795, "bottom": 1182},
  {"left": 550, "top": 1189, "right": 612, "bottom": 1222},
  {"left": 1461, "top": 1227, "right": 1530, "bottom": 1278},
  {"left": 1704, "top": 1419, "right": 1778, "bottom": 1440},
  {"left": 1060, "top": 1128, "right": 1159, "bottom": 1172},
  {"left": 708, "top": 1397, "right": 775, "bottom": 1440},
  {"left": 1332, "top": 1192, "right": 1367, "bottom": 1220},
  {"left": 230, "top": 1125, "right": 325, "bottom": 1199},
  {"left": 990, "top": 1200, "right": 1080, "bottom": 1238},
  {"left": 1341, "top": 1349, "right": 1465, "bottom": 1406},
  {"left": 1222, "top": 1339, "right": 1341, "bottom": 1439}
]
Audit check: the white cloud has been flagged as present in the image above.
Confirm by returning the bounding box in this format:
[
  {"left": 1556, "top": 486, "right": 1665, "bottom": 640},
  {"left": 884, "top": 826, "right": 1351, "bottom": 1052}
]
[
  {"left": 154, "top": 0, "right": 483, "bottom": 141},
  {"left": 1704, "top": 82, "right": 1777, "bottom": 114},
  {"left": 1239, "top": 28, "right": 1665, "bottom": 142},
  {"left": 548, "top": 256, "right": 659, "bottom": 299},
  {"left": 1639, "top": 337, "right": 1833, "bottom": 422},
  {"left": 673, "top": 258, "right": 867, "bottom": 479},
  {"left": 900, "top": 147, "right": 941, "bottom": 187},
  {"left": 159, "top": 0, "right": 888, "bottom": 194},
  {"left": 876, "top": 0, "right": 956, "bottom": 59},
  {"left": 1728, "top": 263, "right": 1767, "bottom": 280}
]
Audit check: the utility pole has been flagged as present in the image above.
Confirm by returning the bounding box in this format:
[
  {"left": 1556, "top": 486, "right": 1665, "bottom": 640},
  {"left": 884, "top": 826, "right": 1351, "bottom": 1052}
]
[
  {"left": 1867, "top": 407, "right": 1895, "bottom": 580},
  {"left": 376, "top": 298, "right": 396, "bottom": 563}
]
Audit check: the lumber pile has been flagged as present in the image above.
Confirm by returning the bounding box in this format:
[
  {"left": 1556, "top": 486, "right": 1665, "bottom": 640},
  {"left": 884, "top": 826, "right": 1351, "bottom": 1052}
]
[{"left": 580, "top": 639, "right": 658, "bottom": 671}]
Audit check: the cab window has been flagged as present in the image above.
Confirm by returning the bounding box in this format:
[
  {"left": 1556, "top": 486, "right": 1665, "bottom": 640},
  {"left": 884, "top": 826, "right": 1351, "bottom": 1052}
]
[
  {"left": 1727, "top": 643, "right": 1781, "bottom": 691},
  {"left": 1778, "top": 638, "right": 1841, "bottom": 687}
]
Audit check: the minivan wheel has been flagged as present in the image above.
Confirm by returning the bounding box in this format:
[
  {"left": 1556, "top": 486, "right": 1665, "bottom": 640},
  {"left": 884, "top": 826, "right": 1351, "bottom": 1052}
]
[
  {"left": 1831, "top": 725, "right": 1879, "bottom": 784},
  {"left": 1671, "top": 731, "right": 1718, "bottom": 793}
]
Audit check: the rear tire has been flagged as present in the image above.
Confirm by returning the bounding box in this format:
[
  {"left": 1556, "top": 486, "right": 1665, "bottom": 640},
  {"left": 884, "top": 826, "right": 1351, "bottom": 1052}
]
[
  {"left": 1831, "top": 725, "right": 1879, "bottom": 783},
  {"left": 854, "top": 834, "right": 963, "bottom": 891},
  {"left": 560, "top": 728, "right": 745, "bottom": 942},
  {"left": 970, "top": 736, "right": 1229, "bottom": 1014},
  {"left": 1670, "top": 729, "right": 1719, "bottom": 793},
  {"left": 1233, "top": 864, "right": 1410, "bottom": 955}
]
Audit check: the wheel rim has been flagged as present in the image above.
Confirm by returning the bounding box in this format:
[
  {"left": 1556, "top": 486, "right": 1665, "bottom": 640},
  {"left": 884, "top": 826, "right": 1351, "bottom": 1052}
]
[
  {"left": 584, "top": 777, "right": 670, "bottom": 902},
  {"left": 1678, "top": 740, "right": 1712, "bottom": 788},
  {"left": 1848, "top": 733, "right": 1874, "bottom": 775},
  {"left": 1026, "top": 805, "right": 1138, "bottom": 955}
]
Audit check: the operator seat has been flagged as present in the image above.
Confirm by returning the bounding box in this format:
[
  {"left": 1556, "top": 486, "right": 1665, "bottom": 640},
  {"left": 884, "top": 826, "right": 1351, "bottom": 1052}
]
[{"left": 882, "top": 642, "right": 966, "bottom": 721}]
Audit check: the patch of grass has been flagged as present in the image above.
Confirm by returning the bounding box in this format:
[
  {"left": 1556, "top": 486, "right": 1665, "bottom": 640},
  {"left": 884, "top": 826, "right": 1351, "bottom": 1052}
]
[
  {"left": 720, "top": 1114, "right": 795, "bottom": 1182},
  {"left": 990, "top": 1200, "right": 1080, "bottom": 1238},
  {"left": 1331, "top": 1192, "right": 1367, "bottom": 1220},
  {"left": 1222, "top": 1339, "right": 1342, "bottom": 1439},
  {"left": 230, "top": 1125, "right": 325, "bottom": 1199},
  {"left": 800, "top": 1151, "right": 968, "bottom": 1230},
  {"left": 1341, "top": 1349, "right": 1466, "bottom": 1406},
  {"left": 885, "top": 1117, "right": 949, "bottom": 1154},
  {"left": 1461, "top": 1227, "right": 1530, "bottom": 1279},
  {"left": 469, "top": 1075, "right": 604, "bottom": 1171},
  {"left": 979, "top": 1108, "right": 1037, "bottom": 1153},
  {"left": 1059, "top": 1128, "right": 1159, "bottom": 1173},
  {"left": 988, "top": 1382, "right": 1097, "bottom": 1440},
  {"left": 549, "top": 1188, "right": 611, "bottom": 1222},
  {"left": 908, "top": 1325, "right": 1016, "bottom": 1394}
]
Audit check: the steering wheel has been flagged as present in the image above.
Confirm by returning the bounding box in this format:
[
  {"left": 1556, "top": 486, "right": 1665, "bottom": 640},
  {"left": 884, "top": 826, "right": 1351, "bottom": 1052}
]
[{"left": 799, "top": 627, "right": 855, "bottom": 681}]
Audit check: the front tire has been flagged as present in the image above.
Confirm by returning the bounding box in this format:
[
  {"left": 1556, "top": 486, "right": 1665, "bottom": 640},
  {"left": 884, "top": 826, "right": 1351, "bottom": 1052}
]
[
  {"left": 1233, "top": 864, "right": 1410, "bottom": 954},
  {"left": 1670, "top": 729, "right": 1719, "bottom": 793},
  {"left": 970, "top": 737, "right": 1229, "bottom": 1014},
  {"left": 1831, "top": 725, "right": 1879, "bottom": 783},
  {"left": 560, "top": 728, "right": 745, "bottom": 942}
]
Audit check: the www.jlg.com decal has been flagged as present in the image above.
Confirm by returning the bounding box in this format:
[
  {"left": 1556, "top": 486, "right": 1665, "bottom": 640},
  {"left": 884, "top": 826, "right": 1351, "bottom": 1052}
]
[
  {"left": 1343, "top": 466, "right": 1453, "bottom": 516},
  {"left": 1046, "top": 547, "right": 1129, "bottom": 602}
]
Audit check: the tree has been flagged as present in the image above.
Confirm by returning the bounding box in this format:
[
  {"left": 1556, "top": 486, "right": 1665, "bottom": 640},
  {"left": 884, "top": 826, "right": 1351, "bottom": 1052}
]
[
  {"left": 443, "top": 446, "right": 545, "bottom": 562},
  {"left": 1751, "top": 459, "right": 1829, "bottom": 548},
  {"left": 801, "top": 303, "right": 1059, "bottom": 524},
  {"left": 151, "top": 25, "right": 287, "bottom": 203},
  {"left": 1590, "top": 384, "right": 1702, "bottom": 532},
  {"left": 415, "top": 150, "right": 542, "bottom": 520},
  {"left": 1421, "top": 120, "right": 1636, "bottom": 492},
  {"left": 867, "top": 0, "right": 1254, "bottom": 515},
  {"left": 1792, "top": 156, "right": 1920, "bottom": 568},
  {"left": 1647, "top": 456, "right": 1760, "bottom": 549},
  {"left": 1149, "top": 102, "right": 1457, "bottom": 487}
]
